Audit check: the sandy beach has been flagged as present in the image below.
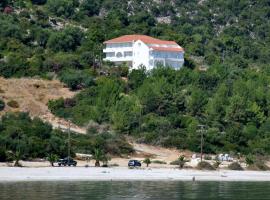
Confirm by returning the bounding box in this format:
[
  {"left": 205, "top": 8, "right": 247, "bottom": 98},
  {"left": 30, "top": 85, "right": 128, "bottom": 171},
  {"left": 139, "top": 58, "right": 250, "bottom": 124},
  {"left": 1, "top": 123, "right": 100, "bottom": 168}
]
[{"left": 1, "top": 167, "right": 270, "bottom": 182}]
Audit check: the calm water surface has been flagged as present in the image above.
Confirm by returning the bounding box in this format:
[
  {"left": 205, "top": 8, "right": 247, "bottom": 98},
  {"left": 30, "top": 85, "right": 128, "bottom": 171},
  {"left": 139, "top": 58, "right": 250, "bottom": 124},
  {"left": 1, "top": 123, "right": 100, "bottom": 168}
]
[{"left": 0, "top": 181, "right": 269, "bottom": 200}]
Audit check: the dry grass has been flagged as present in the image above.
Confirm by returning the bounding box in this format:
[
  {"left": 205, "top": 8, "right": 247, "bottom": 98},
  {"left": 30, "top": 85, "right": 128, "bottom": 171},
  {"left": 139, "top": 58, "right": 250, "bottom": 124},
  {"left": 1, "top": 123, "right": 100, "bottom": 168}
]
[{"left": 0, "top": 77, "right": 86, "bottom": 133}]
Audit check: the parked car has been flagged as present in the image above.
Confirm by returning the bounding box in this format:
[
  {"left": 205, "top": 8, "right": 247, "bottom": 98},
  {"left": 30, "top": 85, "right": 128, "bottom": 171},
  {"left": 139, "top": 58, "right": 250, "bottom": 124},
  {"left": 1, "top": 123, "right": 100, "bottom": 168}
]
[
  {"left": 58, "top": 157, "right": 77, "bottom": 167},
  {"left": 128, "top": 160, "right": 141, "bottom": 168}
]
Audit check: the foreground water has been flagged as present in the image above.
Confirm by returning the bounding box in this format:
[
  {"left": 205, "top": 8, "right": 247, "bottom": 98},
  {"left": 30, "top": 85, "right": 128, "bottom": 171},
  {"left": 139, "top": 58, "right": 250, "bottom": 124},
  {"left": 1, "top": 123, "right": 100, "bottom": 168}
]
[{"left": 0, "top": 181, "right": 269, "bottom": 200}]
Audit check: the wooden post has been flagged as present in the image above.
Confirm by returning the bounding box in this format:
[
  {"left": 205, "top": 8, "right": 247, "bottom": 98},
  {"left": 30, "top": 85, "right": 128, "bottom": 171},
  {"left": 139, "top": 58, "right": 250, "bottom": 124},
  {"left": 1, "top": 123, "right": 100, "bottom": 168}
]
[{"left": 197, "top": 125, "right": 206, "bottom": 162}]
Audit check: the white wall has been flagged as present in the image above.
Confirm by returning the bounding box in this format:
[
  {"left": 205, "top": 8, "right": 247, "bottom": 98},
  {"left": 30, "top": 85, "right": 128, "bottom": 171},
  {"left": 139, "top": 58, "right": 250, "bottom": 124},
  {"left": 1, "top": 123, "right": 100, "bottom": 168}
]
[
  {"left": 103, "top": 40, "right": 185, "bottom": 70},
  {"left": 132, "top": 40, "right": 150, "bottom": 70},
  {"left": 151, "top": 51, "right": 184, "bottom": 69},
  {"left": 103, "top": 42, "right": 134, "bottom": 63}
]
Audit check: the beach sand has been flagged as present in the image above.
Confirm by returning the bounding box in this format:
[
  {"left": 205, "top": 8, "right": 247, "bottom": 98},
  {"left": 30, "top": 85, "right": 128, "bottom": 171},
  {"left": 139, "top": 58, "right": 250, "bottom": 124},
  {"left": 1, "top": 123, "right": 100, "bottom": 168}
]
[{"left": 1, "top": 167, "right": 270, "bottom": 182}]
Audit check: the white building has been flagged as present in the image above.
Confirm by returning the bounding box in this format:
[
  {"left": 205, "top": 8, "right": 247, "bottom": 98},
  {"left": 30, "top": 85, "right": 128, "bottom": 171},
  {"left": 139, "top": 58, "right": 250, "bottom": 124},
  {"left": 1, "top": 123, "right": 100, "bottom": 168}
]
[{"left": 103, "top": 35, "right": 184, "bottom": 70}]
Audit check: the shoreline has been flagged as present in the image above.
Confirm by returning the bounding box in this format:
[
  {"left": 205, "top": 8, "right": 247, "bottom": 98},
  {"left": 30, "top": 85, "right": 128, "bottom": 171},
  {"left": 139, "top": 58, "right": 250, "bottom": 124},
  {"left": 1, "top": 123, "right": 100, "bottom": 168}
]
[{"left": 1, "top": 167, "right": 270, "bottom": 182}]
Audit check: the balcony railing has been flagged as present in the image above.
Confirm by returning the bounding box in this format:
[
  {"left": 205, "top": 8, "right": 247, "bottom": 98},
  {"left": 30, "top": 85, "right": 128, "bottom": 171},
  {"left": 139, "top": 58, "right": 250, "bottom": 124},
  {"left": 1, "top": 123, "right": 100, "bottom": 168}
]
[
  {"left": 104, "top": 56, "right": 133, "bottom": 62},
  {"left": 103, "top": 47, "right": 133, "bottom": 53}
]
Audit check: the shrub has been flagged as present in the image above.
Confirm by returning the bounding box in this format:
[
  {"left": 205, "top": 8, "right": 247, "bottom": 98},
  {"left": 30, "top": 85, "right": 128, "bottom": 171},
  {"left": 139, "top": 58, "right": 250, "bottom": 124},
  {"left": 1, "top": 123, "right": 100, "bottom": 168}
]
[
  {"left": 143, "top": 158, "right": 151, "bottom": 167},
  {"left": 109, "top": 163, "right": 119, "bottom": 167},
  {"left": 47, "top": 154, "right": 59, "bottom": 167},
  {"left": 0, "top": 87, "right": 4, "bottom": 93},
  {"left": 0, "top": 148, "right": 7, "bottom": 162},
  {"left": 178, "top": 155, "right": 187, "bottom": 169},
  {"left": 7, "top": 100, "right": 19, "bottom": 108},
  {"left": 170, "top": 156, "right": 188, "bottom": 168},
  {"left": 170, "top": 160, "right": 181, "bottom": 165},
  {"left": 59, "top": 69, "right": 94, "bottom": 90},
  {"left": 64, "top": 98, "right": 76, "bottom": 108},
  {"left": 0, "top": 99, "right": 5, "bottom": 111},
  {"left": 228, "top": 162, "right": 243, "bottom": 171},
  {"left": 152, "top": 160, "right": 167, "bottom": 164},
  {"left": 197, "top": 161, "right": 215, "bottom": 170},
  {"left": 254, "top": 161, "right": 270, "bottom": 171},
  {"left": 247, "top": 161, "right": 270, "bottom": 171},
  {"left": 245, "top": 154, "right": 255, "bottom": 166},
  {"left": 213, "top": 160, "right": 221, "bottom": 169},
  {"left": 204, "top": 155, "right": 212, "bottom": 160},
  {"left": 48, "top": 98, "right": 65, "bottom": 115}
]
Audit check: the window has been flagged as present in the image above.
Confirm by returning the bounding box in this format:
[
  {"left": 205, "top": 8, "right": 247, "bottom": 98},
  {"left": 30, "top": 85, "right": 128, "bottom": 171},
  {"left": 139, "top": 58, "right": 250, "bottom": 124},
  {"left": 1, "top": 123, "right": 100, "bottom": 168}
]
[
  {"left": 116, "top": 52, "right": 123, "bottom": 58},
  {"left": 124, "top": 51, "right": 132, "bottom": 57},
  {"left": 106, "top": 52, "right": 115, "bottom": 57}
]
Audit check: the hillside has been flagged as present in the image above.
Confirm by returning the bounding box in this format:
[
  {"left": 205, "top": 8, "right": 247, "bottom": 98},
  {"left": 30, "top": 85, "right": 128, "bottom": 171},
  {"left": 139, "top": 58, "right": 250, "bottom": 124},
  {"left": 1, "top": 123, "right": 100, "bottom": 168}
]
[
  {"left": 0, "top": 77, "right": 85, "bottom": 133},
  {"left": 0, "top": 0, "right": 269, "bottom": 79},
  {"left": 0, "top": 0, "right": 270, "bottom": 159}
]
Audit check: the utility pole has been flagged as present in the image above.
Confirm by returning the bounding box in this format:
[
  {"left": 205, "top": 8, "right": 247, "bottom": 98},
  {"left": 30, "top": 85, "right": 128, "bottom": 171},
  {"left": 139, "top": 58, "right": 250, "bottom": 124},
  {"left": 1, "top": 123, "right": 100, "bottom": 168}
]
[
  {"left": 68, "top": 120, "right": 71, "bottom": 163},
  {"left": 197, "top": 125, "right": 206, "bottom": 162}
]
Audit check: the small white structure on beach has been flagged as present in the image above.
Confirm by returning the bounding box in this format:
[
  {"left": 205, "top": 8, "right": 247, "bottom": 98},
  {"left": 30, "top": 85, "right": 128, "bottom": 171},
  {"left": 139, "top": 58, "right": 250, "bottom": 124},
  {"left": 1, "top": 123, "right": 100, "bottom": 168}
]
[{"left": 103, "top": 35, "right": 185, "bottom": 70}]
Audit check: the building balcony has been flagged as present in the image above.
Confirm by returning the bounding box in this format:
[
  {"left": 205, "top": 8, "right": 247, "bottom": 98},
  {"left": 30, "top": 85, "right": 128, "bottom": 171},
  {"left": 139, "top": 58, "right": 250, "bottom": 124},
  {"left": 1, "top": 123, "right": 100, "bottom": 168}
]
[
  {"left": 103, "top": 47, "right": 133, "bottom": 53},
  {"left": 150, "top": 56, "right": 184, "bottom": 62},
  {"left": 103, "top": 56, "right": 133, "bottom": 62}
]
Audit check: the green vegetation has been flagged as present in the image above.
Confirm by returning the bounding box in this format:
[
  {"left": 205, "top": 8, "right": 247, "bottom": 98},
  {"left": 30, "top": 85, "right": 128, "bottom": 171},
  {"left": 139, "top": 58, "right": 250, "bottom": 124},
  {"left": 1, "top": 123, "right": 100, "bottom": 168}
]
[
  {"left": 92, "top": 148, "right": 110, "bottom": 167},
  {"left": 249, "top": 161, "right": 269, "bottom": 171},
  {"left": 7, "top": 100, "right": 19, "bottom": 108},
  {"left": 143, "top": 158, "right": 151, "bottom": 167},
  {"left": 1, "top": 1, "right": 270, "bottom": 157},
  {"left": 177, "top": 155, "right": 188, "bottom": 169},
  {"left": 228, "top": 162, "right": 243, "bottom": 170},
  {"left": 0, "top": 99, "right": 5, "bottom": 111},
  {"left": 197, "top": 161, "right": 215, "bottom": 170},
  {"left": 0, "top": 147, "right": 7, "bottom": 162},
  {"left": 213, "top": 159, "right": 221, "bottom": 169},
  {"left": 245, "top": 155, "right": 269, "bottom": 171},
  {"left": 0, "top": 0, "right": 269, "bottom": 80},
  {"left": 0, "top": 112, "right": 133, "bottom": 163},
  {"left": 170, "top": 155, "right": 188, "bottom": 168},
  {"left": 49, "top": 66, "right": 270, "bottom": 156},
  {"left": 170, "top": 156, "right": 188, "bottom": 168},
  {"left": 245, "top": 154, "right": 255, "bottom": 166},
  {"left": 47, "top": 154, "right": 59, "bottom": 166},
  {"left": 152, "top": 160, "right": 166, "bottom": 164}
]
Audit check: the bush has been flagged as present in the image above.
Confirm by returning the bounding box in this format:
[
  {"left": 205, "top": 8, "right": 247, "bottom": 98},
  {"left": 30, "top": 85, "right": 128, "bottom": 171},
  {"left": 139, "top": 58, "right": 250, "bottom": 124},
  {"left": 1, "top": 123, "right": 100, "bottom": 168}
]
[
  {"left": 0, "top": 148, "right": 7, "bottom": 162},
  {"left": 197, "top": 161, "right": 215, "bottom": 170},
  {"left": 59, "top": 69, "right": 95, "bottom": 90},
  {"left": 143, "top": 158, "right": 151, "bottom": 167},
  {"left": 178, "top": 155, "right": 188, "bottom": 169},
  {"left": 0, "top": 99, "right": 5, "bottom": 111},
  {"left": 109, "top": 163, "right": 119, "bottom": 167},
  {"left": 204, "top": 155, "right": 212, "bottom": 160},
  {"left": 170, "top": 156, "right": 188, "bottom": 168},
  {"left": 152, "top": 160, "right": 167, "bottom": 164},
  {"left": 0, "top": 87, "right": 4, "bottom": 93},
  {"left": 245, "top": 154, "right": 255, "bottom": 166},
  {"left": 7, "top": 100, "right": 19, "bottom": 108},
  {"left": 170, "top": 160, "right": 181, "bottom": 165},
  {"left": 247, "top": 161, "right": 270, "bottom": 171},
  {"left": 228, "top": 162, "right": 243, "bottom": 171},
  {"left": 213, "top": 160, "right": 221, "bottom": 169}
]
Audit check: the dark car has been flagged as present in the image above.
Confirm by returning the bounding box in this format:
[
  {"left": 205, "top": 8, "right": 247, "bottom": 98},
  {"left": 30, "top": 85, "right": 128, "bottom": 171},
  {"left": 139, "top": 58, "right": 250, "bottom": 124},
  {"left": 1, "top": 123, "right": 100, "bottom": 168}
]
[
  {"left": 58, "top": 157, "right": 77, "bottom": 167},
  {"left": 128, "top": 160, "right": 141, "bottom": 168}
]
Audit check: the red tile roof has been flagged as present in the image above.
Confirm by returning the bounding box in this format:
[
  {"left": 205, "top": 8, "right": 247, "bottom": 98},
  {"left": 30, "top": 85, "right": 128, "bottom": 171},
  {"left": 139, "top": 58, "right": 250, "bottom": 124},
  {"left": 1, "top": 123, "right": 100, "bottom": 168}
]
[
  {"left": 151, "top": 46, "right": 184, "bottom": 52},
  {"left": 104, "top": 35, "right": 178, "bottom": 45}
]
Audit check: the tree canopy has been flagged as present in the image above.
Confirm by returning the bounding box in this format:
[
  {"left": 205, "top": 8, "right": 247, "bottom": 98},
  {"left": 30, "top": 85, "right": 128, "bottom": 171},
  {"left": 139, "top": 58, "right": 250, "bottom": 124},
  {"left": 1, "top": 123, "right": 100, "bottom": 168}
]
[{"left": 1, "top": 0, "right": 270, "bottom": 156}]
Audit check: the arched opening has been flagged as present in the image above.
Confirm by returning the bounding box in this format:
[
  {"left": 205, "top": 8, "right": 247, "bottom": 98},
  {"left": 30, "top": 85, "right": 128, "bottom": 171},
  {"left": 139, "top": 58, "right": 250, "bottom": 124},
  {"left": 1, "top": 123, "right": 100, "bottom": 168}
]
[{"left": 116, "top": 52, "right": 123, "bottom": 58}]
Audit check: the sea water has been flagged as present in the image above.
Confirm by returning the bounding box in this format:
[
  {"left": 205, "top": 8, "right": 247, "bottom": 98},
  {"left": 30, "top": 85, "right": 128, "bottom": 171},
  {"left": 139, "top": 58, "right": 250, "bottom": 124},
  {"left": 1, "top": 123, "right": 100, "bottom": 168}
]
[{"left": 0, "top": 181, "right": 269, "bottom": 200}]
